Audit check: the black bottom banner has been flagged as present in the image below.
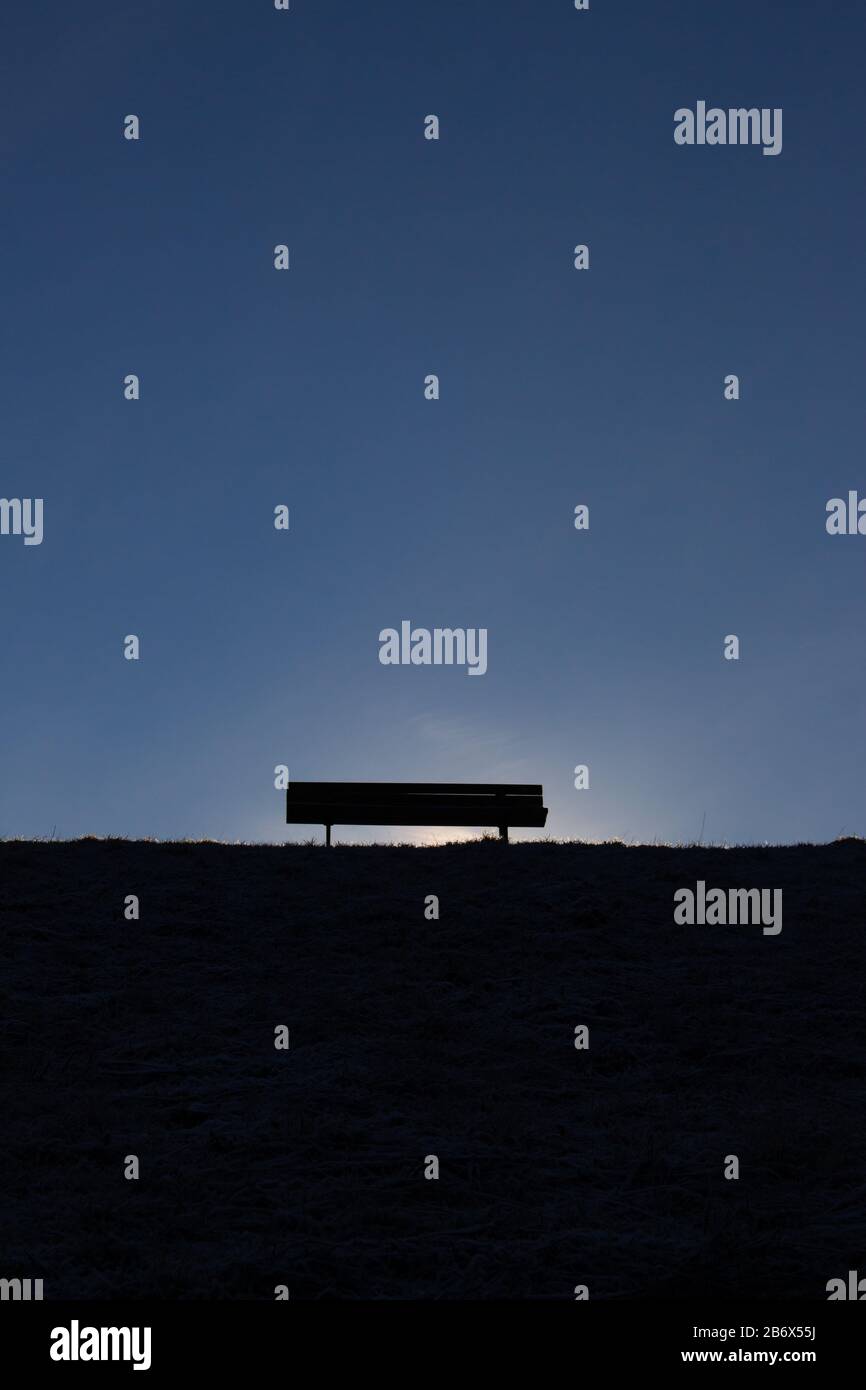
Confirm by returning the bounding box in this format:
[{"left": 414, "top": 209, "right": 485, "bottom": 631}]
[{"left": 1, "top": 1300, "right": 859, "bottom": 1378}]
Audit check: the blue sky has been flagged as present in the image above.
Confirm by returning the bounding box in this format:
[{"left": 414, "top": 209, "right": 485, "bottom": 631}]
[{"left": 2, "top": 0, "right": 864, "bottom": 843}]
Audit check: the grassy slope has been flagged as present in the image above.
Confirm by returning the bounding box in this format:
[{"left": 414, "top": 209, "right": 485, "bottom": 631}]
[{"left": 1, "top": 838, "right": 864, "bottom": 1299}]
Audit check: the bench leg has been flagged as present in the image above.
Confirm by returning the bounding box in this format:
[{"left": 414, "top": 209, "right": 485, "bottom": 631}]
[
  {"left": 325, "top": 824, "right": 331, "bottom": 847},
  {"left": 499, "top": 825, "right": 509, "bottom": 843}
]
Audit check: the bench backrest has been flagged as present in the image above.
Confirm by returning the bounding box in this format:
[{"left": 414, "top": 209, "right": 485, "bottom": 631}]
[{"left": 286, "top": 782, "right": 548, "bottom": 827}]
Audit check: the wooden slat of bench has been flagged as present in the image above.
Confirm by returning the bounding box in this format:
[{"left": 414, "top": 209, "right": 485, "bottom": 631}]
[
  {"left": 288, "top": 782, "right": 543, "bottom": 800},
  {"left": 285, "top": 800, "right": 548, "bottom": 827},
  {"left": 286, "top": 798, "right": 543, "bottom": 816}
]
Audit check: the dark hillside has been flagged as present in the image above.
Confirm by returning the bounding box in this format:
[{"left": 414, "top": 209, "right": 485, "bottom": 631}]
[{"left": 1, "top": 838, "right": 863, "bottom": 1300}]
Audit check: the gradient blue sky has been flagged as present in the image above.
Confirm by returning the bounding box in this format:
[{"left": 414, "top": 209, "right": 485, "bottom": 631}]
[{"left": 3, "top": 0, "right": 864, "bottom": 844}]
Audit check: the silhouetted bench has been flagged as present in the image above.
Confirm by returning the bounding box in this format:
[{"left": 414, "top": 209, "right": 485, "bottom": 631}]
[{"left": 286, "top": 782, "right": 548, "bottom": 845}]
